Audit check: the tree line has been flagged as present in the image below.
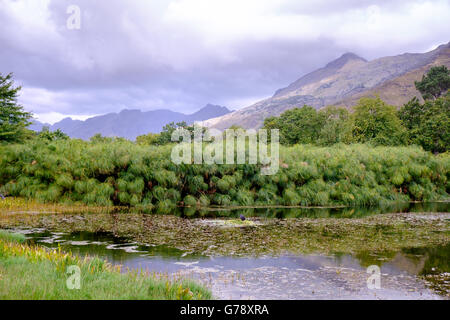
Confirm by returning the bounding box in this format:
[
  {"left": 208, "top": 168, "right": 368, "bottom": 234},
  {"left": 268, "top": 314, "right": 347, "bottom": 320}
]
[
  {"left": 1, "top": 66, "right": 449, "bottom": 154},
  {"left": 262, "top": 66, "right": 449, "bottom": 153}
]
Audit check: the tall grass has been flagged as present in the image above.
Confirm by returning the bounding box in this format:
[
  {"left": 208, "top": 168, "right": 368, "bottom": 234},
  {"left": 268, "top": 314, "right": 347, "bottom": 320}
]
[
  {"left": 0, "top": 229, "right": 25, "bottom": 243},
  {"left": 0, "top": 139, "right": 448, "bottom": 210},
  {"left": 0, "top": 230, "right": 211, "bottom": 300}
]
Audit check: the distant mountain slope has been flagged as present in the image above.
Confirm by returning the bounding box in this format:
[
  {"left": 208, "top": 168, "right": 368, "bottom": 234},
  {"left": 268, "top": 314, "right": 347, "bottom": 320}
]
[
  {"left": 203, "top": 42, "right": 450, "bottom": 130},
  {"left": 273, "top": 52, "right": 368, "bottom": 98},
  {"left": 28, "top": 120, "right": 50, "bottom": 132},
  {"left": 30, "top": 104, "right": 230, "bottom": 140},
  {"left": 335, "top": 45, "right": 450, "bottom": 107}
]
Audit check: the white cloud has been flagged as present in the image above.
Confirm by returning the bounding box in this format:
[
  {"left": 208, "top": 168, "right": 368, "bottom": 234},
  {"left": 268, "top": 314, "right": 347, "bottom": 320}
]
[
  {"left": 34, "top": 112, "right": 97, "bottom": 125},
  {"left": 19, "top": 87, "right": 71, "bottom": 113}
]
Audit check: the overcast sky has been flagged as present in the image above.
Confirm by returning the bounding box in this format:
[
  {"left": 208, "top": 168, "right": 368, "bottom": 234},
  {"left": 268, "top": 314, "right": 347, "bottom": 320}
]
[{"left": 1, "top": 0, "right": 449, "bottom": 124}]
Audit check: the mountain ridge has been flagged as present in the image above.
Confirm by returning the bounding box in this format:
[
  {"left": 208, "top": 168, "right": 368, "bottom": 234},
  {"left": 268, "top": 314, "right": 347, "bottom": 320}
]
[
  {"left": 30, "top": 104, "right": 231, "bottom": 140},
  {"left": 202, "top": 41, "right": 450, "bottom": 130}
]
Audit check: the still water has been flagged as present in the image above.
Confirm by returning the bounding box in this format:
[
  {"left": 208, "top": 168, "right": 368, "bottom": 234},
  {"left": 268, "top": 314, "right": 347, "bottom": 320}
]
[
  {"left": 15, "top": 227, "right": 449, "bottom": 300},
  {"left": 178, "top": 201, "right": 450, "bottom": 219}
]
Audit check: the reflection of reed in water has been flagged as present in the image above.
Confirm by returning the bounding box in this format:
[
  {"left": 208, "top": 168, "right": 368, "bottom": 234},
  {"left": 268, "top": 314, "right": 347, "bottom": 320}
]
[{"left": 179, "top": 201, "right": 449, "bottom": 219}]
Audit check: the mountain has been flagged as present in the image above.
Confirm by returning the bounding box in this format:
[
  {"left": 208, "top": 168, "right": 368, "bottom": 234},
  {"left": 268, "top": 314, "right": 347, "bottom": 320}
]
[
  {"left": 28, "top": 120, "right": 50, "bottom": 132},
  {"left": 30, "top": 104, "right": 231, "bottom": 140},
  {"left": 202, "top": 42, "right": 450, "bottom": 130},
  {"left": 335, "top": 44, "right": 450, "bottom": 107},
  {"left": 273, "top": 52, "right": 368, "bottom": 98}
]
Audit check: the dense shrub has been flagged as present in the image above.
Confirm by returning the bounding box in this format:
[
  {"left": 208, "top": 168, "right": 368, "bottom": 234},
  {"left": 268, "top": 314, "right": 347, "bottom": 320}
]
[
  {"left": 263, "top": 106, "right": 325, "bottom": 145},
  {"left": 352, "top": 97, "right": 408, "bottom": 146},
  {"left": 399, "top": 94, "right": 450, "bottom": 153},
  {"left": 263, "top": 98, "right": 410, "bottom": 147},
  {"left": 0, "top": 139, "right": 448, "bottom": 210}
]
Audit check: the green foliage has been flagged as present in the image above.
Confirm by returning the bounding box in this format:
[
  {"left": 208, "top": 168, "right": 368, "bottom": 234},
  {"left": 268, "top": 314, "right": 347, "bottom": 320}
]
[
  {"left": 262, "top": 89, "right": 447, "bottom": 151},
  {"left": 156, "top": 121, "right": 208, "bottom": 145},
  {"left": 352, "top": 97, "right": 407, "bottom": 146},
  {"left": 37, "top": 127, "right": 69, "bottom": 142},
  {"left": 0, "top": 140, "right": 447, "bottom": 209},
  {"left": 158, "top": 122, "right": 183, "bottom": 145},
  {"left": 235, "top": 188, "right": 254, "bottom": 206},
  {"left": 0, "top": 236, "right": 211, "bottom": 300},
  {"left": 136, "top": 132, "right": 161, "bottom": 145},
  {"left": 399, "top": 94, "right": 450, "bottom": 153},
  {"left": 263, "top": 106, "right": 325, "bottom": 145},
  {"left": 0, "top": 73, "right": 33, "bottom": 143},
  {"left": 317, "top": 106, "right": 353, "bottom": 145},
  {"left": 415, "top": 65, "right": 450, "bottom": 100},
  {"left": 283, "top": 188, "right": 301, "bottom": 206},
  {"left": 263, "top": 99, "right": 409, "bottom": 147},
  {"left": 90, "top": 134, "right": 126, "bottom": 144},
  {"left": 55, "top": 173, "right": 74, "bottom": 189},
  {"left": 398, "top": 97, "right": 425, "bottom": 130},
  {"left": 0, "top": 230, "right": 26, "bottom": 243},
  {"left": 198, "top": 194, "right": 210, "bottom": 207},
  {"left": 183, "top": 195, "right": 197, "bottom": 207}
]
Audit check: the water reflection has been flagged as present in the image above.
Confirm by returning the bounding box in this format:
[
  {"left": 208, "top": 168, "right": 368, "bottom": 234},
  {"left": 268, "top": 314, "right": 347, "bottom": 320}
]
[
  {"left": 401, "top": 244, "right": 450, "bottom": 276},
  {"left": 16, "top": 229, "right": 449, "bottom": 300},
  {"left": 179, "top": 201, "right": 450, "bottom": 219},
  {"left": 24, "top": 230, "right": 203, "bottom": 268}
]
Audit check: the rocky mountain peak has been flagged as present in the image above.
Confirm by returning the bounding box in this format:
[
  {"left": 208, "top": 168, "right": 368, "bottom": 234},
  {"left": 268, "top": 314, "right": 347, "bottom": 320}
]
[
  {"left": 203, "top": 42, "right": 449, "bottom": 130},
  {"left": 325, "top": 52, "right": 367, "bottom": 69}
]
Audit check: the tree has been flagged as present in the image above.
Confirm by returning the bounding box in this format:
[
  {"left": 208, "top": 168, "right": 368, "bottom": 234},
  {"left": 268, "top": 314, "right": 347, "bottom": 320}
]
[
  {"left": 352, "top": 97, "right": 407, "bottom": 146},
  {"left": 317, "top": 106, "right": 353, "bottom": 145},
  {"left": 38, "top": 127, "right": 69, "bottom": 141},
  {"left": 415, "top": 65, "right": 450, "bottom": 100},
  {"left": 263, "top": 106, "right": 325, "bottom": 145},
  {"left": 398, "top": 97, "right": 425, "bottom": 131},
  {"left": 414, "top": 95, "right": 450, "bottom": 153},
  {"left": 0, "top": 73, "right": 32, "bottom": 143},
  {"left": 90, "top": 133, "right": 114, "bottom": 143},
  {"left": 221, "top": 125, "right": 245, "bottom": 139},
  {"left": 136, "top": 132, "right": 161, "bottom": 145},
  {"left": 157, "top": 121, "right": 208, "bottom": 145},
  {"left": 399, "top": 94, "right": 449, "bottom": 153},
  {"left": 158, "top": 122, "right": 182, "bottom": 145}
]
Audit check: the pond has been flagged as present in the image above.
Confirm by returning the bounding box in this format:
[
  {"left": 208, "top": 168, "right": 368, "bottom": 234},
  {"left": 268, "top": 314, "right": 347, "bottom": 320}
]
[
  {"left": 1, "top": 202, "right": 448, "bottom": 299},
  {"left": 12, "top": 226, "right": 449, "bottom": 300}
]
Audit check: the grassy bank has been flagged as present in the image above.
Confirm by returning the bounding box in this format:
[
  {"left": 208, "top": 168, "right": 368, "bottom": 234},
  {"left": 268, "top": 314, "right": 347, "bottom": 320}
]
[
  {"left": 0, "top": 230, "right": 211, "bottom": 300},
  {"left": 0, "top": 140, "right": 449, "bottom": 212},
  {"left": 0, "top": 197, "right": 123, "bottom": 214}
]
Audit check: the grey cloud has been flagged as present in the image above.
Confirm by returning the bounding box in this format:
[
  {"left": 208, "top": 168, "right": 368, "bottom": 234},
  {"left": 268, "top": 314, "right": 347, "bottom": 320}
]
[
  {"left": 276, "top": 0, "right": 409, "bottom": 15},
  {"left": 0, "top": 0, "right": 449, "bottom": 120}
]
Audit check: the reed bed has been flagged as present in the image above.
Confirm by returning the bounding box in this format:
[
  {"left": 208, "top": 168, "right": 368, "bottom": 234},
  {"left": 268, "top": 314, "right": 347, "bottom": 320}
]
[{"left": 0, "top": 140, "right": 448, "bottom": 212}]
